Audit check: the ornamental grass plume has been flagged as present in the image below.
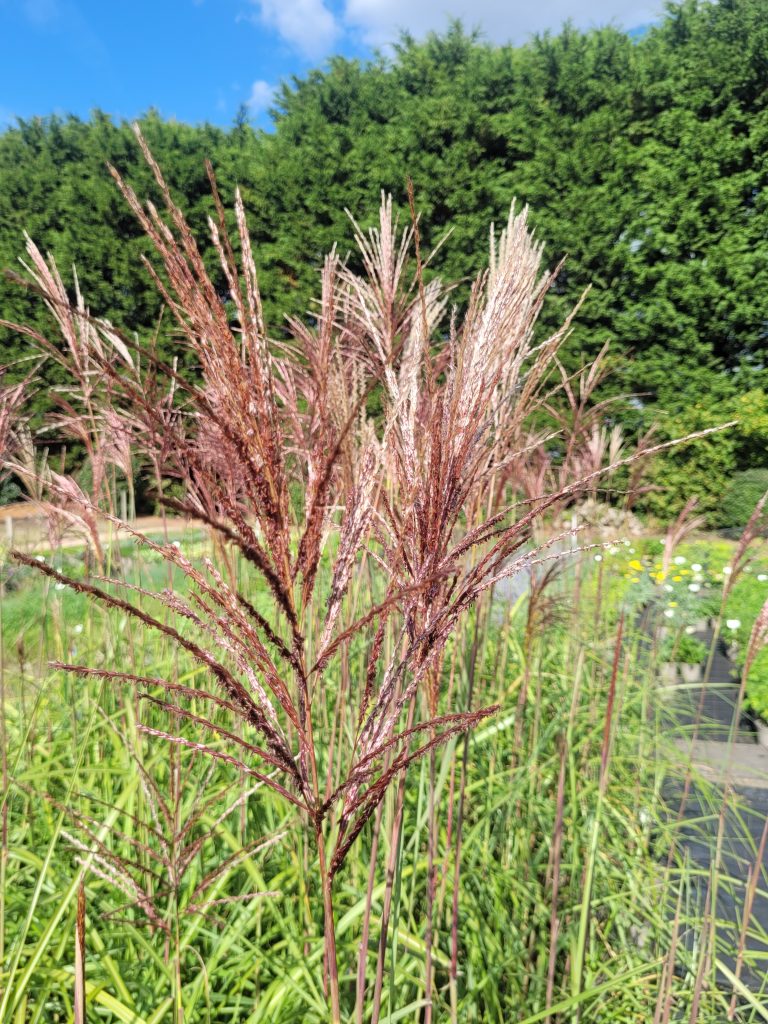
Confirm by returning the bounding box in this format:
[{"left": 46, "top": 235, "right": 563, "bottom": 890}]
[
  {"left": 0, "top": 369, "right": 29, "bottom": 470},
  {"left": 661, "top": 497, "right": 706, "bottom": 577},
  {"left": 1, "top": 245, "right": 137, "bottom": 566},
  {"left": 0, "top": 127, "right": 731, "bottom": 1021}
]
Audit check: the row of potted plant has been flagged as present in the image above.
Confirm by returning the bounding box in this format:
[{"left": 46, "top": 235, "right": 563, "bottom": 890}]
[
  {"left": 610, "top": 538, "right": 768, "bottom": 743},
  {"left": 717, "top": 571, "right": 768, "bottom": 746}
]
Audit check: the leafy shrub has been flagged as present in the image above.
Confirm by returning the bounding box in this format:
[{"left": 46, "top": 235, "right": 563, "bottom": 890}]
[
  {"left": 660, "top": 633, "right": 707, "bottom": 665},
  {"left": 0, "top": 477, "right": 21, "bottom": 506},
  {"left": 637, "top": 388, "right": 768, "bottom": 528},
  {"left": 638, "top": 398, "right": 738, "bottom": 525},
  {"left": 723, "top": 571, "right": 768, "bottom": 649},
  {"left": 718, "top": 469, "right": 768, "bottom": 530},
  {"left": 746, "top": 647, "right": 768, "bottom": 722},
  {"left": 697, "top": 591, "right": 722, "bottom": 620}
]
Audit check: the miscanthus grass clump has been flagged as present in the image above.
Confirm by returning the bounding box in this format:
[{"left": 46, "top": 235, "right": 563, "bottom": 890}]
[{"left": 0, "top": 127, "right": 723, "bottom": 1022}]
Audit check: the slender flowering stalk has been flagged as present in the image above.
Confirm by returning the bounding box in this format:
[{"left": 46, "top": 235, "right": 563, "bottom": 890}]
[{"left": 74, "top": 881, "right": 85, "bottom": 1024}]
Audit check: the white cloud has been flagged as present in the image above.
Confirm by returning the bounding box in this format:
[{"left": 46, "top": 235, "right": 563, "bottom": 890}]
[
  {"left": 252, "top": 0, "right": 339, "bottom": 58},
  {"left": 247, "top": 79, "right": 276, "bottom": 112},
  {"left": 243, "top": 0, "right": 663, "bottom": 66},
  {"left": 342, "top": 0, "right": 662, "bottom": 47}
]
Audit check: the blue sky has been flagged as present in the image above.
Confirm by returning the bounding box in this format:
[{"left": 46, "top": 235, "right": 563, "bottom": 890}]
[{"left": 0, "top": 0, "right": 663, "bottom": 131}]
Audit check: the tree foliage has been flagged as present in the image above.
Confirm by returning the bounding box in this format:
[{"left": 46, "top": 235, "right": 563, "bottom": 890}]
[{"left": 1, "top": 0, "right": 767, "bottom": 515}]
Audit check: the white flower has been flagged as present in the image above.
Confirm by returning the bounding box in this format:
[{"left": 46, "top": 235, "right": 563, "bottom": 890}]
[
  {"left": 722, "top": 566, "right": 733, "bottom": 575},
  {"left": 609, "top": 547, "right": 619, "bottom": 555},
  {"left": 172, "top": 540, "right": 181, "bottom": 549},
  {"left": 623, "top": 539, "right": 631, "bottom": 547},
  {"left": 758, "top": 574, "right": 768, "bottom": 582},
  {"left": 691, "top": 563, "right": 702, "bottom": 572},
  {"left": 73, "top": 624, "right": 84, "bottom": 634},
  {"left": 594, "top": 554, "right": 603, "bottom": 562},
  {"left": 745, "top": 565, "right": 753, "bottom": 573},
  {"left": 664, "top": 608, "right": 675, "bottom": 619},
  {"left": 629, "top": 547, "right": 636, "bottom": 553},
  {"left": 725, "top": 619, "right": 741, "bottom": 631},
  {"left": 674, "top": 556, "right": 686, "bottom": 565},
  {"left": 35, "top": 554, "right": 45, "bottom": 562},
  {"left": 685, "top": 625, "right": 696, "bottom": 634},
  {"left": 688, "top": 583, "right": 701, "bottom": 592},
  {"left": 664, "top": 584, "right": 674, "bottom": 592}
]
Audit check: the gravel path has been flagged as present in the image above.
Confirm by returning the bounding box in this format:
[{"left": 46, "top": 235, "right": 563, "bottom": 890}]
[
  {"left": 664, "top": 626, "right": 768, "bottom": 999},
  {"left": 0, "top": 503, "right": 203, "bottom": 550}
]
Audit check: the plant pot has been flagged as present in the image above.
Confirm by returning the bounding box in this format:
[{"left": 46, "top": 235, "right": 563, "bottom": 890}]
[
  {"left": 756, "top": 719, "right": 768, "bottom": 749},
  {"left": 679, "top": 663, "right": 703, "bottom": 685},
  {"left": 659, "top": 662, "right": 678, "bottom": 687}
]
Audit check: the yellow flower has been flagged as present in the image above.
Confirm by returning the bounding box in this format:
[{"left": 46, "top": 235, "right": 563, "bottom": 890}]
[
  {"left": 669, "top": 601, "right": 678, "bottom": 608},
  {"left": 631, "top": 577, "right": 640, "bottom": 583},
  {"left": 673, "top": 575, "right": 682, "bottom": 582},
  {"left": 629, "top": 559, "right": 643, "bottom": 572},
  {"left": 656, "top": 570, "right": 666, "bottom": 582}
]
